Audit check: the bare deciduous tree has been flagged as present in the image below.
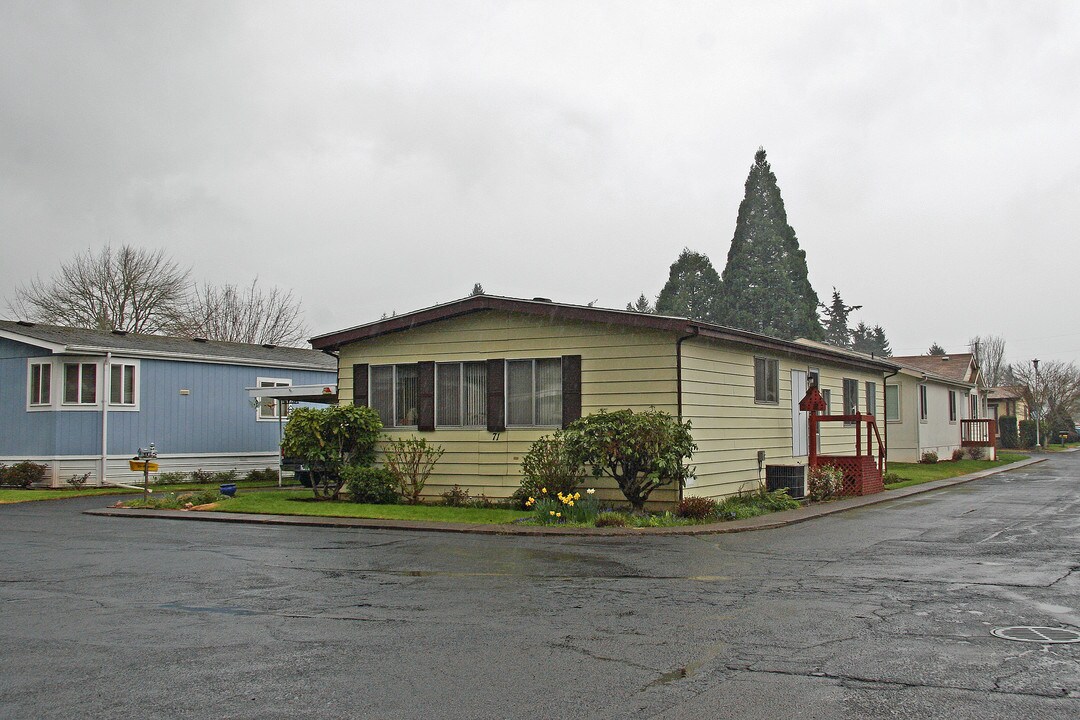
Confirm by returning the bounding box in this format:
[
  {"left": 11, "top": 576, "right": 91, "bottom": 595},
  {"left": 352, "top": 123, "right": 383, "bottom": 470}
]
[
  {"left": 969, "top": 335, "right": 1008, "bottom": 386},
  {"left": 1008, "top": 359, "right": 1080, "bottom": 421},
  {"left": 179, "top": 278, "right": 308, "bottom": 347},
  {"left": 9, "top": 245, "right": 190, "bottom": 333}
]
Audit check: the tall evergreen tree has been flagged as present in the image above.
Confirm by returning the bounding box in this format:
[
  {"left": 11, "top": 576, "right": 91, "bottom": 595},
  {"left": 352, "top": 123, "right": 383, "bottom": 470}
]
[
  {"left": 626, "top": 293, "right": 655, "bottom": 313},
  {"left": 871, "top": 326, "right": 892, "bottom": 357},
  {"left": 927, "top": 342, "right": 947, "bottom": 356},
  {"left": 654, "top": 249, "right": 721, "bottom": 321},
  {"left": 852, "top": 322, "right": 893, "bottom": 357},
  {"left": 470, "top": 283, "right": 485, "bottom": 296},
  {"left": 716, "top": 148, "right": 823, "bottom": 339},
  {"left": 819, "top": 288, "right": 861, "bottom": 348}
]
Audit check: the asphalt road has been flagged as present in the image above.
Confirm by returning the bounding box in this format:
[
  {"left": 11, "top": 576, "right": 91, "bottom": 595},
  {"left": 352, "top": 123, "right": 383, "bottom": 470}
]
[{"left": 1, "top": 456, "right": 1078, "bottom": 720}]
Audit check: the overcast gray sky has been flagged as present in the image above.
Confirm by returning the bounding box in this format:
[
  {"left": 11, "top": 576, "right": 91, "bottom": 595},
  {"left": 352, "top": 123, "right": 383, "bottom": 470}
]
[{"left": 2, "top": 1, "right": 1078, "bottom": 363}]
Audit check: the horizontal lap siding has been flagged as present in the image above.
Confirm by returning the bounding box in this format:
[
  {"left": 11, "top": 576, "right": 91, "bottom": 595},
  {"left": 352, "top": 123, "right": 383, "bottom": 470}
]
[
  {"left": 337, "top": 311, "right": 678, "bottom": 503},
  {"left": 681, "top": 338, "right": 885, "bottom": 500}
]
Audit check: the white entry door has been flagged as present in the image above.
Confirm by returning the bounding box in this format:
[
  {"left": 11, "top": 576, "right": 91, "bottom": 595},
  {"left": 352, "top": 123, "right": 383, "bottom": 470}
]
[{"left": 791, "top": 369, "right": 808, "bottom": 456}]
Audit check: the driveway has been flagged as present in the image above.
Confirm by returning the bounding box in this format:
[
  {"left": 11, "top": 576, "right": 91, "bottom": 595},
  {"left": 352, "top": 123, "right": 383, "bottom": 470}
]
[{"left": 1, "top": 455, "right": 1077, "bottom": 719}]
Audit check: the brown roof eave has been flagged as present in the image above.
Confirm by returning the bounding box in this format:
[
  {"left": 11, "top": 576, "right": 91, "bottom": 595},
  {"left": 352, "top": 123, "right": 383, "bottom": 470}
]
[
  {"left": 309, "top": 296, "right": 695, "bottom": 350},
  {"left": 691, "top": 327, "right": 898, "bottom": 372}
]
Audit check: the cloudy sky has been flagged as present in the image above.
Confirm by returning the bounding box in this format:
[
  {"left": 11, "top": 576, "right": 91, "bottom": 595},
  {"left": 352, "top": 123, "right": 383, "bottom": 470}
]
[{"left": 2, "top": 1, "right": 1078, "bottom": 362}]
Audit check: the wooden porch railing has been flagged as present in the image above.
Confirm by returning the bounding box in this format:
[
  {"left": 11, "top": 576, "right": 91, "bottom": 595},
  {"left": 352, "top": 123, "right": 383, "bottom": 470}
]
[
  {"left": 809, "top": 414, "right": 886, "bottom": 473},
  {"left": 961, "top": 419, "right": 996, "bottom": 447}
]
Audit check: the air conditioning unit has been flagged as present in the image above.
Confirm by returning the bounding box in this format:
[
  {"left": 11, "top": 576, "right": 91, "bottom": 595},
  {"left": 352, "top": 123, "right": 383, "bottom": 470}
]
[{"left": 765, "top": 465, "right": 806, "bottom": 500}]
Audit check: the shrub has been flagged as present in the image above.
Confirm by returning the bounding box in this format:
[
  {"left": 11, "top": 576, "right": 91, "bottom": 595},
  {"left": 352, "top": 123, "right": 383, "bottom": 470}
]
[
  {"left": 518, "top": 431, "right": 586, "bottom": 503},
  {"left": 920, "top": 451, "right": 939, "bottom": 464},
  {"left": 156, "top": 471, "right": 189, "bottom": 484},
  {"left": 190, "top": 469, "right": 215, "bottom": 484},
  {"left": 467, "top": 494, "right": 498, "bottom": 510},
  {"left": 998, "top": 416, "right": 1018, "bottom": 449},
  {"left": 1018, "top": 420, "right": 1038, "bottom": 448},
  {"left": 243, "top": 467, "right": 278, "bottom": 484},
  {"left": 951, "top": 448, "right": 965, "bottom": 462},
  {"left": 341, "top": 466, "right": 398, "bottom": 504},
  {"left": 675, "top": 497, "right": 717, "bottom": 520},
  {"left": 66, "top": 472, "right": 91, "bottom": 489},
  {"left": 1, "top": 461, "right": 48, "bottom": 488},
  {"left": 123, "top": 488, "right": 226, "bottom": 510},
  {"left": 715, "top": 489, "right": 800, "bottom": 520},
  {"left": 281, "top": 405, "right": 383, "bottom": 500},
  {"left": 807, "top": 464, "right": 844, "bottom": 501},
  {"left": 383, "top": 436, "right": 445, "bottom": 505},
  {"left": 882, "top": 472, "right": 901, "bottom": 484},
  {"left": 964, "top": 446, "right": 985, "bottom": 460},
  {"left": 212, "top": 470, "right": 238, "bottom": 484},
  {"left": 563, "top": 409, "right": 696, "bottom": 512},
  {"left": 595, "top": 511, "right": 629, "bottom": 528},
  {"left": 441, "top": 484, "right": 471, "bottom": 507}
]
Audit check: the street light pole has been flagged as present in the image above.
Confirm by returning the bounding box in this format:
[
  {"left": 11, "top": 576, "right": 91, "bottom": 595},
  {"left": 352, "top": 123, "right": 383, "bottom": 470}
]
[{"left": 1033, "top": 358, "right": 1041, "bottom": 449}]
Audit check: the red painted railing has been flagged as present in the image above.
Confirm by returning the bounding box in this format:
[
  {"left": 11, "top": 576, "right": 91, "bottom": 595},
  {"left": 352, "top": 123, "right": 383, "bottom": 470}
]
[{"left": 809, "top": 414, "right": 885, "bottom": 472}]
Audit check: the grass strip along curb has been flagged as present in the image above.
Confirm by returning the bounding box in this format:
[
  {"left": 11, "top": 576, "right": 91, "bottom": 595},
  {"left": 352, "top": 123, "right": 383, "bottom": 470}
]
[{"left": 83, "top": 457, "right": 1045, "bottom": 537}]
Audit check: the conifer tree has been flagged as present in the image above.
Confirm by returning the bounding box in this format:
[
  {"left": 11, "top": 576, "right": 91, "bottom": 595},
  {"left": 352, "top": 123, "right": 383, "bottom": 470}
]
[
  {"left": 716, "top": 148, "right": 822, "bottom": 339},
  {"left": 470, "top": 283, "right": 485, "bottom": 296},
  {"left": 626, "top": 293, "right": 655, "bottom": 313},
  {"left": 655, "top": 249, "right": 721, "bottom": 321},
  {"left": 928, "top": 342, "right": 947, "bottom": 356},
  {"left": 819, "top": 288, "right": 861, "bottom": 348},
  {"left": 852, "top": 322, "right": 892, "bottom": 357}
]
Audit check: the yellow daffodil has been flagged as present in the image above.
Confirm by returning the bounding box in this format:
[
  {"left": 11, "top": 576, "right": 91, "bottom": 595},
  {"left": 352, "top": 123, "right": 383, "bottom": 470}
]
[
  {"left": 549, "top": 511, "right": 555, "bottom": 516},
  {"left": 541, "top": 487, "right": 547, "bottom": 494},
  {"left": 574, "top": 492, "right": 581, "bottom": 500},
  {"left": 567, "top": 501, "right": 574, "bottom": 506},
  {"left": 555, "top": 512, "right": 561, "bottom": 518}
]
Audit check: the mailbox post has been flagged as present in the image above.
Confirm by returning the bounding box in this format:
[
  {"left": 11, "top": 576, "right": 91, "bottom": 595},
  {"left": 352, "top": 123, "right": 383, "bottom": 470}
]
[{"left": 133, "top": 443, "right": 158, "bottom": 497}]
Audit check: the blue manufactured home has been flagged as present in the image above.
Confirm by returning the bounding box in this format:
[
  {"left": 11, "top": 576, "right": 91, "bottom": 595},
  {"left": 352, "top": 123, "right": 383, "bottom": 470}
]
[{"left": 0, "top": 321, "right": 336, "bottom": 487}]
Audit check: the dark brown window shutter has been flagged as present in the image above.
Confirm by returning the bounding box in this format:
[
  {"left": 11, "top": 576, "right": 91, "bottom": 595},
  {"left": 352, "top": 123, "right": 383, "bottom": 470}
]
[
  {"left": 418, "top": 361, "right": 435, "bottom": 431},
  {"left": 486, "top": 358, "right": 505, "bottom": 433},
  {"left": 561, "top": 355, "right": 582, "bottom": 428},
  {"left": 352, "top": 364, "right": 368, "bottom": 407}
]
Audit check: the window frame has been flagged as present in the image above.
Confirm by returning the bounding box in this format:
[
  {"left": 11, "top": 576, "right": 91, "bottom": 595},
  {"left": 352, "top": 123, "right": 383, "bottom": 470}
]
[
  {"left": 256, "top": 377, "right": 292, "bottom": 422},
  {"left": 754, "top": 357, "right": 780, "bottom": 405},
  {"left": 368, "top": 364, "right": 420, "bottom": 428},
  {"left": 918, "top": 384, "right": 928, "bottom": 423},
  {"left": 842, "top": 378, "right": 859, "bottom": 425},
  {"left": 505, "top": 357, "right": 563, "bottom": 428},
  {"left": 27, "top": 360, "right": 52, "bottom": 409},
  {"left": 62, "top": 361, "right": 99, "bottom": 407},
  {"left": 885, "top": 384, "right": 900, "bottom": 423},
  {"left": 948, "top": 390, "right": 957, "bottom": 423},
  {"left": 865, "top": 381, "right": 877, "bottom": 418},
  {"left": 435, "top": 361, "right": 487, "bottom": 428},
  {"left": 108, "top": 360, "right": 140, "bottom": 409}
]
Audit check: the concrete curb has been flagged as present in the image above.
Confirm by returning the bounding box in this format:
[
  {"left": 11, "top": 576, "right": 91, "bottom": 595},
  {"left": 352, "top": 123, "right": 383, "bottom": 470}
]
[{"left": 83, "top": 457, "right": 1047, "bottom": 537}]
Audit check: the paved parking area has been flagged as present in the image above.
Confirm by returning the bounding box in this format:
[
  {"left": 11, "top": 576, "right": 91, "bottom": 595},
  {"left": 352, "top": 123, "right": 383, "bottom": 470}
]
[{"left": 1, "top": 456, "right": 1078, "bottom": 719}]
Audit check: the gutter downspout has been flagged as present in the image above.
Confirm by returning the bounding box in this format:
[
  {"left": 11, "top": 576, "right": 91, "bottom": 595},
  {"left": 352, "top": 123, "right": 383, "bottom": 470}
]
[
  {"left": 101, "top": 352, "right": 111, "bottom": 487},
  {"left": 882, "top": 366, "right": 899, "bottom": 471},
  {"left": 676, "top": 327, "right": 699, "bottom": 503}
]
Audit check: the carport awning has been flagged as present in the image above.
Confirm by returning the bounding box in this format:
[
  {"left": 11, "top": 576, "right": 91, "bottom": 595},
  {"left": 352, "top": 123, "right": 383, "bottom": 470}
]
[{"left": 245, "top": 383, "right": 338, "bottom": 404}]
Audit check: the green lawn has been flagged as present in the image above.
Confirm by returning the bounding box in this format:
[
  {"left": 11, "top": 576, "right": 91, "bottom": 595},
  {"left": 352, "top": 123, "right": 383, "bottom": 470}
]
[
  {"left": 884, "top": 453, "right": 1029, "bottom": 490},
  {"left": 203, "top": 491, "right": 531, "bottom": 524},
  {"left": 1040, "top": 441, "right": 1080, "bottom": 453},
  {"left": 0, "top": 479, "right": 300, "bottom": 504}
]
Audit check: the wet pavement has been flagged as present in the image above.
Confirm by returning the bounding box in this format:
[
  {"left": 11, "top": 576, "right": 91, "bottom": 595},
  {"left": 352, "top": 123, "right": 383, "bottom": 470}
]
[{"left": 1, "top": 455, "right": 1078, "bottom": 719}]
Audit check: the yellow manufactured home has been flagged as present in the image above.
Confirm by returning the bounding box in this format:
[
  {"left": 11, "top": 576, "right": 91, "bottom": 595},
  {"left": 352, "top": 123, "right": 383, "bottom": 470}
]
[{"left": 311, "top": 296, "right": 899, "bottom": 505}]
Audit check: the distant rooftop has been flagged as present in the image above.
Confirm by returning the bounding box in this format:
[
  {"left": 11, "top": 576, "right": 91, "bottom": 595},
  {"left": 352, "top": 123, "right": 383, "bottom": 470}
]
[{"left": 0, "top": 320, "right": 336, "bottom": 371}]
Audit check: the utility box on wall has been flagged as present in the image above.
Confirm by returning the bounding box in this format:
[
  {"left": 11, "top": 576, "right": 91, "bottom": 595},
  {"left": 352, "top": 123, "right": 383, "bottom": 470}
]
[{"left": 765, "top": 465, "right": 806, "bottom": 500}]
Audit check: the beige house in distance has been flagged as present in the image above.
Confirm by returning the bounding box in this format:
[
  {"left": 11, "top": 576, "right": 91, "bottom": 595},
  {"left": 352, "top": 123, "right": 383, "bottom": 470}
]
[
  {"left": 885, "top": 353, "right": 992, "bottom": 462},
  {"left": 311, "top": 296, "right": 899, "bottom": 505}
]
